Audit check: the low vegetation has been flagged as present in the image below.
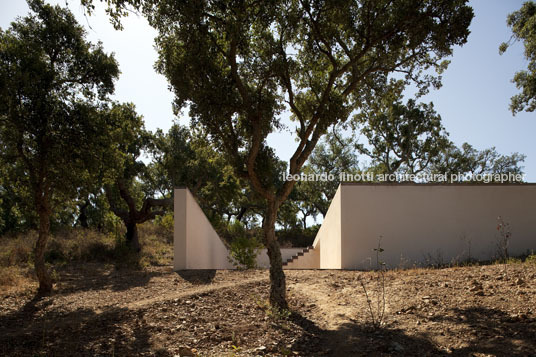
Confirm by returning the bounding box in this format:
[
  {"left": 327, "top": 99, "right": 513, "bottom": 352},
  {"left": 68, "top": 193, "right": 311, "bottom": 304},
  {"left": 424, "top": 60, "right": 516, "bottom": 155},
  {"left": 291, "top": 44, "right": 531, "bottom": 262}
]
[{"left": 0, "top": 223, "right": 173, "bottom": 291}]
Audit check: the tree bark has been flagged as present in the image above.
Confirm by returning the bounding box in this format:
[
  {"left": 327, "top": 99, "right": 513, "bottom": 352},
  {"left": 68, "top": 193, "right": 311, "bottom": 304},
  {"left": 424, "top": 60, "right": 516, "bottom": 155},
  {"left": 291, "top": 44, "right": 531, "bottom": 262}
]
[
  {"left": 263, "top": 201, "right": 287, "bottom": 309},
  {"left": 77, "top": 200, "right": 90, "bottom": 228},
  {"left": 105, "top": 182, "right": 170, "bottom": 253},
  {"left": 236, "top": 206, "right": 248, "bottom": 223},
  {"left": 35, "top": 198, "right": 53, "bottom": 295},
  {"left": 125, "top": 219, "right": 141, "bottom": 252}
]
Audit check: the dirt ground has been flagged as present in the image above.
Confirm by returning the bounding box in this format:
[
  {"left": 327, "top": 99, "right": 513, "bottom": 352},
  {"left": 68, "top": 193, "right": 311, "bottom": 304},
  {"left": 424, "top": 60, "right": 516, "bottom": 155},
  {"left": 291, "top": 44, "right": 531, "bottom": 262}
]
[{"left": 1, "top": 262, "right": 535, "bottom": 356}]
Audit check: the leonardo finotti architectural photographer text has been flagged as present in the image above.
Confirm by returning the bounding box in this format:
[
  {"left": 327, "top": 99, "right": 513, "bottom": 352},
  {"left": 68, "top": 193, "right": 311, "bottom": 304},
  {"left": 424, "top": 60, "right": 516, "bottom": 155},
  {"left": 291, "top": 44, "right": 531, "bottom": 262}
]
[{"left": 282, "top": 172, "right": 525, "bottom": 183}]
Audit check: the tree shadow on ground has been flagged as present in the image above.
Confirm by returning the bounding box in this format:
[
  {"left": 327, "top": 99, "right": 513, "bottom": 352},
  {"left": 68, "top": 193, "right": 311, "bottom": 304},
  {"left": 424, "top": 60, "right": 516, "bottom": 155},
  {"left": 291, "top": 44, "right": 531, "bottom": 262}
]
[
  {"left": 429, "top": 306, "right": 536, "bottom": 356},
  {"left": 289, "top": 304, "right": 536, "bottom": 356},
  {"left": 289, "top": 312, "right": 442, "bottom": 356},
  {"left": 0, "top": 295, "right": 159, "bottom": 356},
  {"left": 175, "top": 269, "right": 216, "bottom": 284},
  {"left": 54, "top": 262, "right": 164, "bottom": 294}
]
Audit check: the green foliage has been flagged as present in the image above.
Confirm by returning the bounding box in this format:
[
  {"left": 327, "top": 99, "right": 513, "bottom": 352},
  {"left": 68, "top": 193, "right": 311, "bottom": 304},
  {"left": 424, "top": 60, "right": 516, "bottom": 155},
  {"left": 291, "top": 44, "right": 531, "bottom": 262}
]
[
  {"left": 277, "top": 225, "right": 319, "bottom": 248},
  {"left": 353, "top": 80, "right": 450, "bottom": 176},
  {"left": 227, "top": 222, "right": 263, "bottom": 270},
  {"left": 297, "top": 129, "right": 362, "bottom": 219},
  {"left": 525, "top": 252, "right": 536, "bottom": 264},
  {"left": 150, "top": 123, "right": 245, "bottom": 225},
  {"left": 500, "top": 1, "right": 536, "bottom": 114},
  {"left": 0, "top": 0, "right": 120, "bottom": 201},
  {"left": 0, "top": 178, "right": 35, "bottom": 234},
  {"left": 154, "top": 212, "right": 174, "bottom": 242},
  {"left": 431, "top": 142, "right": 526, "bottom": 179},
  {"left": 98, "top": 103, "right": 174, "bottom": 251}
]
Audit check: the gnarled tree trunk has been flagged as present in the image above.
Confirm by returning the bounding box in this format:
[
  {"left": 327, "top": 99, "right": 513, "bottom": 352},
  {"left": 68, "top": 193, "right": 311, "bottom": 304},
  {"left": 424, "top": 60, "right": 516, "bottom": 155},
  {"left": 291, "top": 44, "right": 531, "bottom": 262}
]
[
  {"left": 77, "top": 199, "right": 90, "bottom": 228},
  {"left": 125, "top": 219, "right": 140, "bottom": 252},
  {"left": 105, "top": 180, "right": 172, "bottom": 253},
  {"left": 35, "top": 194, "right": 53, "bottom": 295},
  {"left": 263, "top": 201, "right": 287, "bottom": 309}
]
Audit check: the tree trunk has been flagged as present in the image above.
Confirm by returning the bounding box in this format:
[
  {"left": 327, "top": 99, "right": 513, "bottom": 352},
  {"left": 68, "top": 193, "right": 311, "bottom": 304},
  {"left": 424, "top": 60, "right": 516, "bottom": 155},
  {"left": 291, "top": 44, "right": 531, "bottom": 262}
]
[
  {"left": 35, "top": 201, "right": 53, "bottom": 295},
  {"left": 77, "top": 200, "right": 89, "bottom": 228},
  {"left": 263, "top": 201, "right": 287, "bottom": 309},
  {"left": 125, "top": 220, "right": 140, "bottom": 252},
  {"left": 236, "top": 206, "right": 248, "bottom": 223}
]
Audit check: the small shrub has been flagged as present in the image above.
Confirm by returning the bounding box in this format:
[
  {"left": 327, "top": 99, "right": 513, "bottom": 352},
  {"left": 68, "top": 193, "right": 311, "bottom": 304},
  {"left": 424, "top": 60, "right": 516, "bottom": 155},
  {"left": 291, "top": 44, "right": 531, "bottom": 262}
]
[
  {"left": 255, "top": 297, "right": 291, "bottom": 321},
  {"left": 526, "top": 252, "right": 536, "bottom": 264},
  {"left": 496, "top": 216, "right": 512, "bottom": 276},
  {"left": 139, "top": 222, "right": 173, "bottom": 266},
  {"left": 0, "top": 266, "right": 31, "bottom": 288},
  {"left": 496, "top": 216, "right": 512, "bottom": 262},
  {"left": 227, "top": 221, "right": 263, "bottom": 269},
  {"left": 228, "top": 235, "right": 263, "bottom": 270},
  {"left": 358, "top": 235, "right": 387, "bottom": 329},
  {"left": 154, "top": 212, "right": 174, "bottom": 243},
  {"left": 505, "top": 257, "right": 522, "bottom": 264},
  {"left": 277, "top": 225, "right": 320, "bottom": 247}
]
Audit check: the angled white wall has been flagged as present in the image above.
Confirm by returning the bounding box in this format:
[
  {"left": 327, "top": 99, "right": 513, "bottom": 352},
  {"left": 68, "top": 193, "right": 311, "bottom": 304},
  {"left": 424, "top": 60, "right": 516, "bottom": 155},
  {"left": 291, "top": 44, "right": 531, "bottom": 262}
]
[
  {"left": 312, "top": 185, "right": 342, "bottom": 269},
  {"left": 339, "top": 184, "right": 536, "bottom": 269},
  {"left": 174, "top": 188, "right": 234, "bottom": 269},
  {"left": 173, "top": 188, "right": 311, "bottom": 270},
  {"left": 174, "top": 184, "right": 536, "bottom": 271}
]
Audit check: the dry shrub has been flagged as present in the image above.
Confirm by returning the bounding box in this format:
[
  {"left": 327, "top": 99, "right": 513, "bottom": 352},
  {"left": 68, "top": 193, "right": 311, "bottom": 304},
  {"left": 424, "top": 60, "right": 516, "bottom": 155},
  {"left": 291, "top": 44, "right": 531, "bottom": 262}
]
[
  {"left": 153, "top": 212, "right": 174, "bottom": 243},
  {"left": 0, "top": 266, "right": 34, "bottom": 289},
  {"left": 0, "top": 232, "right": 36, "bottom": 268},
  {"left": 0, "top": 223, "right": 173, "bottom": 288},
  {"left": 47, "top": 228, "right": 117, "bottom": 263},
  {"left": 138, "top": 222, "right": 173, "bottom": 266}
]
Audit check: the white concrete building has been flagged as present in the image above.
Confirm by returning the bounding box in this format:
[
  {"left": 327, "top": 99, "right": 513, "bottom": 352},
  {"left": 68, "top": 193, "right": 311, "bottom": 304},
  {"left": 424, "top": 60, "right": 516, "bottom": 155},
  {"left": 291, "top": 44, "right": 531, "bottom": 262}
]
[{"left": 174, "top": 184, "right": 536, "bottom": 270}]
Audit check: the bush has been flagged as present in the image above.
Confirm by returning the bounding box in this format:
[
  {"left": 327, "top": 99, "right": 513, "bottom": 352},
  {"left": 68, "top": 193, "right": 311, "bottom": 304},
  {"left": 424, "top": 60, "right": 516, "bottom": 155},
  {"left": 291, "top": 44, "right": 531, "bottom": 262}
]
[
  {"left": 0, "top": 222, "right": 174, "bottom": 288},
  {"left": 227, "top": 221, "right": 263, "bottom": 269},
  {"left": 153, "top": 212, "right": 174, "bottom": 243},
  {"left": 524, "top": 251, "right": 536, "bottom": 264},
  {"left": 0, "top": 232, "right": 35, "bottom": 267},
  {"left": 277, "top": 225, "right": 319, "bottom": 247},
  {"left": 138, "top": 222, "right": 174, "bottom": 266}
]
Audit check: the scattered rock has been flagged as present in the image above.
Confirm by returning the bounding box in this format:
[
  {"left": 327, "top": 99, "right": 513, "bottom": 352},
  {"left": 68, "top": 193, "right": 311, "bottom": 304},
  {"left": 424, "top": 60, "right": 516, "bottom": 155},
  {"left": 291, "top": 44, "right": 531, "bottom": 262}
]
[
  {"left": 469, "top": 283, "right": 483, "bottom": 292},
  {"left": 178, "top": 346, "right": 195, "bottom": 357}
]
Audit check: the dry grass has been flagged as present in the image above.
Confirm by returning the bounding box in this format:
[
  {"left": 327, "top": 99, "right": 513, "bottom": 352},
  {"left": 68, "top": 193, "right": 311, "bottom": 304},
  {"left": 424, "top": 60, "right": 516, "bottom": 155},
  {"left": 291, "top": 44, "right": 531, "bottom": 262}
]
[{"left": 0, "top": 222, "right": 173, "bottom": 290}]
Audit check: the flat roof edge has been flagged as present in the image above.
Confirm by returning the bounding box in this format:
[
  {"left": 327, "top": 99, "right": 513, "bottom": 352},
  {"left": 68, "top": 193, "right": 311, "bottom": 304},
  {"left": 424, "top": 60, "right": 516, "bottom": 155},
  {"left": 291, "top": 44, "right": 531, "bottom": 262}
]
[{"left": 340, "top": 182, "right": 536, "bottom": 186}]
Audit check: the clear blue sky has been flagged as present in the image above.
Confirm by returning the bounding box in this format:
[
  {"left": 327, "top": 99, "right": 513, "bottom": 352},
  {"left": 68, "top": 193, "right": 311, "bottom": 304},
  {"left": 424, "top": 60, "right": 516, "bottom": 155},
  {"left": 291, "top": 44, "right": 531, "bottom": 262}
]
[{"left": 2, "top": 0, "right": 535, "bottom": 180}]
